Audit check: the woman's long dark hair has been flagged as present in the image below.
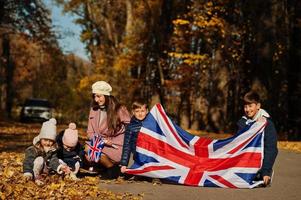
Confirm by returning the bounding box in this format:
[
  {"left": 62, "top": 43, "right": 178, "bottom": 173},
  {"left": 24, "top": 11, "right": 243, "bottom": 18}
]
[{"left": 91, "top": 94, "right": 122, "bottom": 132}]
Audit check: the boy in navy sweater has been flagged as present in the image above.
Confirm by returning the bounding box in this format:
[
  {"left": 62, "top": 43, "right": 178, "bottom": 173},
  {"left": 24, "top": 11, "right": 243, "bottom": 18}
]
[
  {"left": 120, "top": 99, "right": 149, "bottom": 173},
  {"left": 237, "top": 91, "right": 278, "bottom": 186}
]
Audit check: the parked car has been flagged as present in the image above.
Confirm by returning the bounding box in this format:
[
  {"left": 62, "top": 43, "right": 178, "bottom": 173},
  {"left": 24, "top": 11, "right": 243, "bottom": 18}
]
[{"left": 20, "top": 98, "right": 52, "bottom": 122}]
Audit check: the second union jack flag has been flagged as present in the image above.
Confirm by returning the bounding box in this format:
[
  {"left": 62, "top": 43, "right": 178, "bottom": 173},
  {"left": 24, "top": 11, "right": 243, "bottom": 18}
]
[
  {"left": 126, "top": 104, "right": 267, "bottom": 188},
  {"left": 86, "top": 135, "right": 105, "bottom": 162}
]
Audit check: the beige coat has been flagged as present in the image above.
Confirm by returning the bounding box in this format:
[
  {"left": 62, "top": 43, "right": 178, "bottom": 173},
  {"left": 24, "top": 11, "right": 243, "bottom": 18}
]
[{"left": 87, "top": 106, "right": 130, "bottom": 162}]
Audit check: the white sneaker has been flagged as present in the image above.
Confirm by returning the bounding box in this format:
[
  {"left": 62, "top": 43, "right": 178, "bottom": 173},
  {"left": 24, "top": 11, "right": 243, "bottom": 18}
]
[
  {"left": 35, "top": 176, "right": 45, "bottom": 186},
  {"left": 268, "top": 170, "right": 274, "bottom": 186},
  {"left": 67, "top": 172, "right": 79, "bottom": 181}
]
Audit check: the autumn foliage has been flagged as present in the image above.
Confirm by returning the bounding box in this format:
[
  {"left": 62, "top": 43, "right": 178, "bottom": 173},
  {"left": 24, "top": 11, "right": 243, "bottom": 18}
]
[
  {"left": 0, "top": 152, "right": 144, "bottom": 199},
  {"left": 0, "top": 122, "right": 142, "bottom": 199},
  {"left": 1, "top": 0, "right": 300, "bottom": 139}
]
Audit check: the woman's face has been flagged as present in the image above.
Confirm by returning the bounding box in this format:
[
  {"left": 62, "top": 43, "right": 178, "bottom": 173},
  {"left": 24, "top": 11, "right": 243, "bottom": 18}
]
[{"left": 94, "top": 93, "right": 106, "bottom": 106}]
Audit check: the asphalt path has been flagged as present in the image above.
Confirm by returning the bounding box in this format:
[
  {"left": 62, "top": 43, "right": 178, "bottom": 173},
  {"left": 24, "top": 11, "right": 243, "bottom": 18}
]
[{"left": 99, "top": 150, "right": 301, "bottom": 200}]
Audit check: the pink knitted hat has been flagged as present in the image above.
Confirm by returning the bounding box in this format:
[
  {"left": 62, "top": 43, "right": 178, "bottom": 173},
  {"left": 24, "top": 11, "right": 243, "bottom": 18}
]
[{"left": 62, "top": 123, "right": 78, "bottom": 147}]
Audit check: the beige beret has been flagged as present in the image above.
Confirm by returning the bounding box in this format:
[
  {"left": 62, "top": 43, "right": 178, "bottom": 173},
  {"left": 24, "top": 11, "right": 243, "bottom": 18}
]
[{"left": 92, "top": 81, "right": 112, "bottom": 96}]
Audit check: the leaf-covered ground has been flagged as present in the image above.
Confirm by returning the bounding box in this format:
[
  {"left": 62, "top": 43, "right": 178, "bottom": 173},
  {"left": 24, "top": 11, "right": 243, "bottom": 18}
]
[
  {"left": 0, "top": 121, "right": 300, "bottom": 199},
  {"left": 0, "top": 152, "right": 142, "bottom": 200},
  {"left": 0, "top": 122, "right": 142, "bottom": 199},
  {"left": 277, "top": 141, "right": 301, "bottom": 153}
]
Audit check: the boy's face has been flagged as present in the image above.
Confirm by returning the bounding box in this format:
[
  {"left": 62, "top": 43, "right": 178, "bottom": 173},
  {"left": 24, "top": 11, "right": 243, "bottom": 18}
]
[
  {"left": 133, "top": 105, "right": 149, "bottom": 121},
  {"left": 244, "top": 102, "right": 261, "bottom": 119}
]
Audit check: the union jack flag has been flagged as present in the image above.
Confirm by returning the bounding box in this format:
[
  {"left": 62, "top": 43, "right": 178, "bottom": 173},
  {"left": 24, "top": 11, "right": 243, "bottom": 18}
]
[
  {"left": 126, "top": 104, "right": 266, "bottom": 188},
  {"left": 86, "top": 135, "right": 105, "bottom": 162}
]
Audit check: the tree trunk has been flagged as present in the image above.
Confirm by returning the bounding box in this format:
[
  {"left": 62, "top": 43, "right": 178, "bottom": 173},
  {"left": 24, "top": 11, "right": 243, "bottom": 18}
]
[
  {"left": 178, "top": 89, "right": 191, "bottom": 129},
  {"left": 287, "top": 0, "right": 301, "bottom": 140},
  {"left": 1, "top": 34, "right": 14, "bottom": 118}
]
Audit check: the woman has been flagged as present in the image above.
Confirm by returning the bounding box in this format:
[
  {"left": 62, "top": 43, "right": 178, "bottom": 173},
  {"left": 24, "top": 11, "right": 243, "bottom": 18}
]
[{"left": 86, "top": 81, "right": 131, "bottom": 179}]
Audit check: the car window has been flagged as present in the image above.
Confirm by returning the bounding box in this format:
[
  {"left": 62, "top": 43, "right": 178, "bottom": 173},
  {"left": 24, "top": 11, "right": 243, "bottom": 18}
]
[{"left": 24, "top": 99, "right": 51, "bottom": 107}]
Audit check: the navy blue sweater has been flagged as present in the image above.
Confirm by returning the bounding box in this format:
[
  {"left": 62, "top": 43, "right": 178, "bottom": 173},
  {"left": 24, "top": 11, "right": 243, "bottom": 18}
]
[
  {"left": 120, "top": 117, "right": 143, "bottom": 166},
  {"left": 237, "top": 117, "right": 278, "bottom": 177}
]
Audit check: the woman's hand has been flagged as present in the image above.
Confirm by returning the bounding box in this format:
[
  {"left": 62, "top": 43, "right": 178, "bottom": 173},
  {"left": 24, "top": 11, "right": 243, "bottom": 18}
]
[
  {"left": 103, "top": 139, "right": 118, "bottom": 148},
  {"left": 103, "top": 138, "right": 113, "bottom": 146}
]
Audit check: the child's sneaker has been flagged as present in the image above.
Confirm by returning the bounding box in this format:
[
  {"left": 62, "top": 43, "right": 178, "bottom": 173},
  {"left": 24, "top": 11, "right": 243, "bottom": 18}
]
[
  {"left": 69, "top": 172, "right": 79, "bottom": 181},
  {"left": 65, "top": 172, "right": 79, "bottom": 181},
  {"left": 35, "top": 175, "right": 44, "bottom": 186},
  {"left": 152, "top": 178, "right": 162, "bottom": 185},
  {"left": 23, "top": 172, "right": 33, "bottom": 181},
  {"left": 100, "top": 165, "right": 120, "bottom": 180},
  {"left": 87, "top": 167, "right": 98, "bottom": 174},
  {"left": 266, "top": 170, "right": 274, "bottom": 187}
]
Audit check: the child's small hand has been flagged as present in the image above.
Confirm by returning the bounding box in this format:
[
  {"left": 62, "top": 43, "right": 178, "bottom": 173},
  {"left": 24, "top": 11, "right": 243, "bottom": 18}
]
[
  {"left": 84, "top": 143, "right": 89, "bottom": 152},
  {"left": 61, "top": 165, "right": 71, "bottom": 174},
  {"left": 85, "top": 153, "right": 92, "bottom": 162},
  {"left": 84, "top": 144, "right": 92, "bottom": 161},
  {"left": 120, "top": 166, "right": 127, "bottom": 173},
  {"left": 263, "top": 175, "right": 271, "bottom": 186}
]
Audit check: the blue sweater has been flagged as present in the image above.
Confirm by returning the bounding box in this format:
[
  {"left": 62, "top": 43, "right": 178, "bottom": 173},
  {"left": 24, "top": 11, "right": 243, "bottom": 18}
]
[
  {"left": 237, "top": 117, "right": 278, "bottom": 177},
  {"left": 120, "top": 116, "right": 143, "bottom": 166}
]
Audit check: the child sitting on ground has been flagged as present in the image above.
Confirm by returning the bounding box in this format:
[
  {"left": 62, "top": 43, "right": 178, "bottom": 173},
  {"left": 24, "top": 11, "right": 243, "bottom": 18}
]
[
  {"left": 119, "top": 99, "right": 160, "bottom": 184},
  {"left": 120, "top": 99, "right": 149, "bottom": 173},
  {"left": 237, "top": 91, "right": 278, "bottom": 187},
  {"left": 56, "top": 123, "right": 84, "bottom": 180},
  {"left": 23, "top": 118, "right": 70, "bottom": 185}
]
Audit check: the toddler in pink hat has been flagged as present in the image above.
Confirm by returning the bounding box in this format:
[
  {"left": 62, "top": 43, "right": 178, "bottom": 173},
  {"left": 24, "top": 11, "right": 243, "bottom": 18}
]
[
  {"left": 56, "top": 122, "right": 85, "bottom": 180},
  {"left": 63, "top": 123, "right": 79, "bottom": 148}
]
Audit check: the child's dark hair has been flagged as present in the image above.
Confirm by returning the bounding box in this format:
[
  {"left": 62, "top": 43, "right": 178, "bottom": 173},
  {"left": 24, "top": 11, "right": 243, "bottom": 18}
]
[
  {"left": 243, "top": 91, "right": 261, "bottom": 104},
  {"left": 131, "top": 98, "right": 149, "bottom": 110}
]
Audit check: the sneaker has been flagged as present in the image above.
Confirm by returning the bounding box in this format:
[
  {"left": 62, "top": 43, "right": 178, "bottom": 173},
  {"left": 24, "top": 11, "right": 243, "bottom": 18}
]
[
  {"left": 66, "top": 172, "right": 79, "bottom": 181},
  {"left": 79, "top": 167, "right": 98, "bottom": 175},
  {"left": 35, "top": 176, "right": 44, "bottom": 186},
  {"left": 152, "top": 178, "right": 162, "bottom": 185},
  {"left": 266, "top": 170, "right": 274, "bottom": 187},
  {"left": 100, "top": 165, "right": 120, "bottom": 180}
]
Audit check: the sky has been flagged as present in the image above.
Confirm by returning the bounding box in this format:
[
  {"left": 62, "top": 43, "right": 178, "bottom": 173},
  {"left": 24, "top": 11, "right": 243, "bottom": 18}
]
[{"left": 43, "top": 1, "right": 89, "bottom": 60}]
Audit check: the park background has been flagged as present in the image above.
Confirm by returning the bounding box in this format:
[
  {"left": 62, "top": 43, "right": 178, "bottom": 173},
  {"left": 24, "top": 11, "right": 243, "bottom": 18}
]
[
  {"left": 1, "top": 1, "right": 301, "bottom": 199},
  {"left": 1, "top": 0, "right": 301, "bottom": 139}
]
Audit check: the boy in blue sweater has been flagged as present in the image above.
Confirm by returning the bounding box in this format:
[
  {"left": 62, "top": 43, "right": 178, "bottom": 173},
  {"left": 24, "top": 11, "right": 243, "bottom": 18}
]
[
  {"left": 120, "top": 99, "right": 149, "bottom": 173},
  {"left": 237, "top": 91, "right": 278, "bottom": 186}
]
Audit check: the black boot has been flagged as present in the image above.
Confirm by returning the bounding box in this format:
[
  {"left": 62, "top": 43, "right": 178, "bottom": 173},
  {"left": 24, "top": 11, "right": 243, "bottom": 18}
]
[{"left": 100, "top": 165, "right": 120, "bottom": 180}]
